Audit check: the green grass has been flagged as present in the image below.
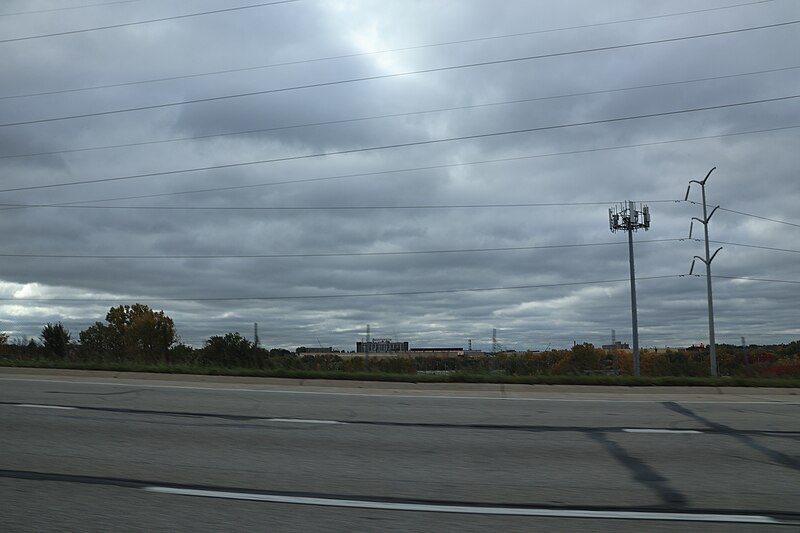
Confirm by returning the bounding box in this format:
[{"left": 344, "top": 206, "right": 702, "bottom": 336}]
[{"left": 2, "top": 357, "right": 799, "bottom": 387}]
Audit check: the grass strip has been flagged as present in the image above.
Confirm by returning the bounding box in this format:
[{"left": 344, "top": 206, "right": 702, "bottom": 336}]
[{"left": 2, "top": 358, "right": 799, "bottom": 387}]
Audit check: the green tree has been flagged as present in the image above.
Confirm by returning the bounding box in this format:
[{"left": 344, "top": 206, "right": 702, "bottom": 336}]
[
  {"left": 79, "top": 304, "right": 176, "bottom": 362},
  {"left": 202, "top": 332, "right": 261, "bottom": 368},
  {"left": 40, "top": 322, "right": 72, "bottom": 359}
]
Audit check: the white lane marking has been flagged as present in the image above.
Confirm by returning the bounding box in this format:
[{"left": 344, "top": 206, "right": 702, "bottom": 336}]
[
  {"left": 623, "top": 429, "right": 702, "bottom": 434},
  {"left": 265, "top": 418, "right": 345, "bottom": 425},
  {"left": 1, "top": 377, "right": 798, "bottom": 405},
  {"left": 15, "top": 403, "right": 76, "bottom": 410},
  {"left": 143, "top": 487, "right": 780, "bottom": 524}
]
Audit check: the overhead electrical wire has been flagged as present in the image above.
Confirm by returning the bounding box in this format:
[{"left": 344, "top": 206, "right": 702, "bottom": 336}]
[
  {"left": 1, "top": 272, "right": 794, "bottom": 304},
  {"left": 0, "top": 238, "right": 685, "bottom": 259},
  {"left": 717, "top": 206, "right": 800, "bottom": 228},
  {"left": 3, "top": 64, "right": 797, "bottom": 160},
  {"left": 0, "top": 275, "right": 686, "bottom": 302},
  {"left": 708, "top": 275, "right": 800, "bottom": 285},
  {"left": 3, "top": 124, "right": 793, "bottom": 210},
  {"left": 684, "top": 201, "right": 800, "bottom": 228},
  {"left": 0, "top": 201, "right": 680, "bottom": 211},
  {"left": 0, "top": 236, "right": 791, "bottom": 262},
  {"left": 1, "top": 94, "right": 796, "bottom": 195},
  {"left": 5, "top": 202, "right": 798, "bottom": 237},
  {"left": 0, "top": 0, "right": 776, "bottom": 99},
  {"left": 3, "top": 20, "right": 798, "bottom": 127},
  {"left": 0, "top": 0, "right": 300, "bottom": 43},
  {"left": 708, "top": 240, "right": 800, "bottom": 254},
  {"left": 0, "top": 0, "right": 144, "bottom": 17}
]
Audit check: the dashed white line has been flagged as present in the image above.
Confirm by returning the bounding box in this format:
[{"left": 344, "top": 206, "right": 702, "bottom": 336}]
[
  {"left": 143, "top": 486, "right": 780, "bottom": 524},
  {"left": 15, "top": 403, "right": 76, "bottom": 410},
  {"left": 622, "top": 429, "right": 702, "bottom": 434},
  {"left": 265, "top": 418, "right": 345, "bottom": 425}
]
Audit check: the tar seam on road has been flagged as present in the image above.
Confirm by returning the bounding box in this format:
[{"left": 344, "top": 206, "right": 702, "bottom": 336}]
[
  {"left": 7, "top": 401, "right": 800, "bottom": 438},
  {"left": 589, "top": 432, "right": 690, "bottom": 508},
  {"left": 663, "top": 401, "right": 800, "bottom": 472},
  {"left": 2, "top": 377, "right": 798, "bottom": 404}
]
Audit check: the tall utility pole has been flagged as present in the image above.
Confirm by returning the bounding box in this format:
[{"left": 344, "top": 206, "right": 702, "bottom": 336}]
[
  {"left": 741, "top": 336, "right": 748, "bottom": 365},
  {"left": 609, "top": 201, "right": 651, "bottom": 377},
  {"left": 685, "top": 167, "right": 722, "bottom": 376},
  {"left": 364, "top": 324, "right": 370, "bottom": 370}
]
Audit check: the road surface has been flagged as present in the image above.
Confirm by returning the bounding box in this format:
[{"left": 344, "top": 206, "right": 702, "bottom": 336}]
[{"left": 1, "top": 368, "right": 799, "bottom": 531}]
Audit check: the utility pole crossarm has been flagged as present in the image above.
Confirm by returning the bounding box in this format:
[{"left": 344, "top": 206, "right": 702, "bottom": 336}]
[{"left": 684, "top": 167, "right": 720, "bottom": 376}]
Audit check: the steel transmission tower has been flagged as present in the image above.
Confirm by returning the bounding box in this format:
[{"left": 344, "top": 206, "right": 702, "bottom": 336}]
[
  {"left": 685, "top": 167, "right": 722, "bottom": 376},
  {"left": 609, "top": 201, "right": 651, "bottom": 376}
]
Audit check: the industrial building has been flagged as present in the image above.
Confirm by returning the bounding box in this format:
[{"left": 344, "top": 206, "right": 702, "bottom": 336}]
[{"left": 356, "top": 338, "right": 409, "bottom": 353}]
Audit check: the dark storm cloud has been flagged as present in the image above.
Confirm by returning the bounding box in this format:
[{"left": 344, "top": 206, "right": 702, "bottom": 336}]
[{"left": 0, "top": 0, "right": 798, "bottom": 350}]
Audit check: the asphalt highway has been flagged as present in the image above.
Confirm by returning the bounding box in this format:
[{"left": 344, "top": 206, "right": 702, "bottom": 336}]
[{"left": 1, "top": 369, "right": 798, "bottom": 532}]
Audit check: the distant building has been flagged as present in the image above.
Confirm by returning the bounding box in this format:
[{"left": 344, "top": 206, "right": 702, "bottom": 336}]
[
  {"left": 356, "top": 338, "right": 409, "bottom": 353},
  {"left": 296, "top": 346, "right": 334, "bottom": 354},
  {"left": 602, "top": 341, "right": 631, "bottom": 351},
  {"left": 410, "top": 347, "right": 464, "bottom": 356}
]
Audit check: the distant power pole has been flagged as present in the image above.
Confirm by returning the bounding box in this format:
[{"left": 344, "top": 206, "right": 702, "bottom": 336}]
[
  {"left": 364, "top": 324, "right": 370, "bottom": 370},
  {"left": 686, "top": 167, "right": 722, "bottom": 376},
  {"left": 741, "top": 336, "right": 748, "bottom": 365},
  {"left": 253, "top": 323, "right": 260, "bottom": 347},
  {"left": 609, "top": 201, "right": 651, "bottom": 377},
  {"left": 492, "top": 328, "right": 498, "bottom": 355}
]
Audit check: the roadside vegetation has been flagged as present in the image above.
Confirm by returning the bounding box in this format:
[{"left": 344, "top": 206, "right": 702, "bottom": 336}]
[{"left": 1, "top": 304, "right": 799, "bottom": 387}]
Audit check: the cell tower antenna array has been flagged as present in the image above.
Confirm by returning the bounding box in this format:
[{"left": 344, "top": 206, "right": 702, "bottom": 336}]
[{"left": 609, "top": 200, "right": 651, "bottom": 377}]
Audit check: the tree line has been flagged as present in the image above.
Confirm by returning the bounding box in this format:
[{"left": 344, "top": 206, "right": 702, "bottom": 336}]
[{"left": 2, "top": 304, "right": 799, "bottom": 377}]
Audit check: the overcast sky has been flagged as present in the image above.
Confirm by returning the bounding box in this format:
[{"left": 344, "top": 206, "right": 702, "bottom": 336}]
[{"left": 0, "top": 0, "right": 798, "bottom": 351}]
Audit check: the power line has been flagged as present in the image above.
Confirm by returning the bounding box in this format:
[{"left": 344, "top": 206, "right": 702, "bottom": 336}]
[
  {"left": 4, "top": 64, "right": 797, "bottom": 160},
  {"left": 16, "top": 203, "right": 794, "bottom": 234},
  {"left": 683, "top": 200, "right": 800, "bottom": 228},
  {"left": 0, "top": 1, "right": 300, "bottom": 43},
  {"left": 0, "top": 0, "right": 776, "bottom": 99},
  {"left": 0, "top": 238, "right": 686, "bottom": 259},
  {"left": 0, "top": 0, "right": 145, "bottom": 17},
  {"left": 707, "top": 240, "right": 800, "bottom": 254},
  {"left": 7, "top": 124, "right": 794, "bottom": 208},
  {"left": 684, "top": 200, "right": 800, "bottom": 228},
  {"left": 0, "top": 201, "right": 679, "bottom": 211},
  {"left": 1, "top": 94, "right": 796, "bottom": 195},
  {"left": 4, "top": 20, "right": 798, "bottom": 127},
  {"left": 707, "top": 275, "right": 800, "bottom": 284},
  {"left": 717, "top": 206, "right": 800, "bottom": 228},
  {"left": 0, "top": 275, "right": 685, "bottom": 302}
]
